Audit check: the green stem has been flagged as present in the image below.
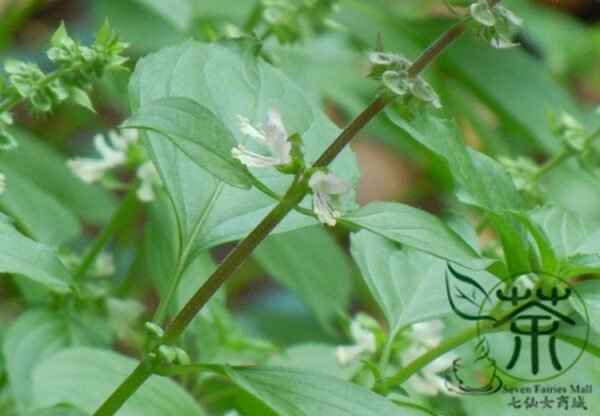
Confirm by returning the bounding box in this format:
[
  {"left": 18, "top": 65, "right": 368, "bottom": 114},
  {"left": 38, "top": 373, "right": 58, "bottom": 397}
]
[
  {"left": 251, "top": 176, "right": 315, "bottom": 217},
  {"left": 313, "top": 95, "right": 391, "bottom": 167},
  {"left": 93, "top": 11, "right": 480, "bottom": 414},
  {"left": 0, "top": 70, "right": 61, "bottom": 114},
  {"left": 378, "top": 331, "right": 396, "bottom": 373},
  {"left": 313, "top": 6, "right": 475, "bottom": 168},
  {"left": 74, "top": 187, "right": 138, "bottom": 282},
  {"left": 530, "top": 150, "right": 574, "bottom": 183},
  {"left": 385, "top": 323, "right": 494, "bottom": 388},
  {"left": 556, "top": 332, "right": 600, "bottom": 359},
  {"left": 150, "top": 256, "right": 186, "bottom": 326},
  {"left": 154, "top": 363, "right": 218, "bottom": 377},
  {"left": 94, "top": 361, "right": 153, "bottom": 416},
  {"left": 407, "top": 20, "right": 467, "bottom": 78},
  {"left": 151, "top": 184, "right": 224, "bottom": 326},
  {"left": 531, "top": 126, "right": 600, "bottom": 183},
  {"left": 161, "top": 174, "right": 308, "bottom": 344}
]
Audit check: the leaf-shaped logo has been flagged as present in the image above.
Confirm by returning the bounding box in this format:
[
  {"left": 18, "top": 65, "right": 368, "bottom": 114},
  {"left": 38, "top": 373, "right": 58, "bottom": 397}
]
[{"left": 445, "top": 264, "right": 496, "bottom": 322}]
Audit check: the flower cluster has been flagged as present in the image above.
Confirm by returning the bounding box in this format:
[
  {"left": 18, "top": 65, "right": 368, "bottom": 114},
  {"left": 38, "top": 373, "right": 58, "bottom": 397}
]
[
  {"left": 4, "top": 60, "right": 59, "bottom": 113},
  {"left": 232, "top": 108, "right": 351, "bottom": 226},
  {"left": 0, "top": 22, "right": 127, "bottom": 158},
  {"left": 145, "top": 322, "right": 190, "bottom": 365},
  {"left": 3, "top": 22, "right": 126, "bottom": 116},
  {"left": 548, "top": 110, "right": 600, "bottom": 180},
  {"left": 549, "top": 111, "right": 587, "bottom": 152},
  {"left": 368, "top": 52, "right": 441, "bottom": 110},
  {"left": 399, "top": 320, "right": 458, "bottom": 396},
  {"left": 469, "top": 0, "right": 523, "bottom": 49},
  {"left": 260, "top": 0, "right": 340, "bottom": 43},
  {"left": 59, "top": 249, "right": 116, "bottom": 278},
  {"left": 48, "top": 22, "right": 128, "bottom": 84},
  {"left": 335, "top": 315, "right": 378, "bottom": 366},
  {"left": 498, "top": 156, "right": 538, "bottom": 194},
  {"left": 67, "top": 129, "right": 162, "bottom": 202}
]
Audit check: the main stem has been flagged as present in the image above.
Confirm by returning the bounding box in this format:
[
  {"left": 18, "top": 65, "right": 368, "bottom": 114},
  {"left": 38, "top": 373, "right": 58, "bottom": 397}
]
[
  {"left": 161, "top": 176, "right": 307, "bottom": 344},
  {"left": 94, "top": 13, "right": 475, "bottom": 415}
]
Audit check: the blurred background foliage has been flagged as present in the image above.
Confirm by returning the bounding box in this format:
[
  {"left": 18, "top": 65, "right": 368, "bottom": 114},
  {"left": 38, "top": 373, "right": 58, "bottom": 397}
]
[{"left": 1, "top": 0, "right": 600, "bottom": 414}]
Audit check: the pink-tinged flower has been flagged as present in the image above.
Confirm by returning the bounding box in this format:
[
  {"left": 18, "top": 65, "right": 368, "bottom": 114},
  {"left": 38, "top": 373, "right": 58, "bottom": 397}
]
[
  {"left": 232, "top": 108, "right": 292, "bottom": 168},
  {"left": 309, "top": 171, "right": 351, "bottom": 226}
]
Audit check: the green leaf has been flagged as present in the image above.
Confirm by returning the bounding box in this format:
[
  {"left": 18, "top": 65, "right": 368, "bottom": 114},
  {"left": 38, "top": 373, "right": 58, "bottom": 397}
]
[
  {"left": 267, "top": 343, "right": 361, "bottom": 380},
  {"left": 144, "top": 189, "right": 179, "bottom": 296},
  {"left": 130, "top": 0, "right": 193, "bottom": 32},
  {"left": 336, "top": 4, "right": 589, "bottom": 152},
  {"left": 571, "top": 279, "right": 600, "bottom": 334},
  {"left": 485, "top": 212, "right": 530, "bottom": 275},
  {"left": 351, "top": 231, "right": 450, "bottom": 335},
  {"left": 503, "top": 0, "right": 592, "bottom": 74},
  {"left": 0, "top": 127, "right": 116, "bottom": 225},
  {"left": 442, "top": 27, "right": 591, "bottom": 152},
  {"left": 3, "top": 310, "right": 71, "bottom": 412},
  {"left": 69, "top": 87, "right": 95, "bottom": 113},
  {"left": 530, "top": 205, "right": 600, "bottom": 277},
  {"left": 253, "top": 226, "right": 353, "bottom": 331},
  {"left": 387, "top": 112, "right": 523, "bottom": 212},
  {"left": 510, "top": 210, "right": 560, "bottom": 274},
  {"left": 388, "top": 112, "right": 528, "bottom": 273},
  {"left": 28, "top": 404, "right": 88, "bottom": 416},
  {"left": 0, "top": 216, "right": 73, "bottom": 290},
  {"left": 342, "top": 201, "right": 486, "bottom": 269},
  {"left": 224, "top": 366, "right": 427, "bottom": 416},
  {"left": 126, "top": 96, "right": 251, "bottom": 189},
  {"left": 31, "top": 347, "right": 206, "bottom": 415},
  {"left": 0, "top": 165, "right": 80, "bottom": 245},
  {"left": 530, "top": 205, "right": 600, "bottom": 258},
  {"left": 50, "top": 22, "right": 70, "bottom": 47},
  {"left": 129, "top": 38, "right": 358, "bottom": 257}
]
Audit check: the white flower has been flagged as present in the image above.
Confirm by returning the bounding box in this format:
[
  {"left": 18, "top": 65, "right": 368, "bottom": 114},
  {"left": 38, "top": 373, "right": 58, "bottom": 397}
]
[
  {"left": 515, "top": 273, "right": 535, "bottom": 290},
  {"left": 135, "top": 160, "right": 161, "bottom": 202},
  {"left": 410, "top": 321, "right": 445, "bottom": 348},
  {"left": 309, "top": 171, "right": 351, "bottom": 226},
  {"left": 335, "top": 318, "right": 377, "bottom": 366},
  {"left": 400, "top": 320, "right": 458, "bottom": 396},
  {"left": 90, "top": 251, "right": 116, "bottom": 277},
  {"left": 232, "top": 108, "right": 292, "bottom": 168},
  {"left": 489, "top": 38, "right": 519, "bottom": 49},
  {"left": 0, "top": 173, "right": 6, "bottom": 195},
  {"left": 68, "top": 129, "right": 138, "bottom": 183}
]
